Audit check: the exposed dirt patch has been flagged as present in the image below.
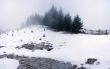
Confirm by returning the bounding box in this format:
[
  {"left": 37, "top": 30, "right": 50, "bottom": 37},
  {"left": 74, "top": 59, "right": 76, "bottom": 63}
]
[
  {"left": 17, "top": 57, "right": 72, "bottom": 69},
  {"left": 16, "top": 42, "right": 53, "bottom": 51}
]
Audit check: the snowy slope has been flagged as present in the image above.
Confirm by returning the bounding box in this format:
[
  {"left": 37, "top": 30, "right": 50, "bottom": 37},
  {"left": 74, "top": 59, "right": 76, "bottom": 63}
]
[{"left": 0, "top": 25, "right": 110, "bottom": 69}]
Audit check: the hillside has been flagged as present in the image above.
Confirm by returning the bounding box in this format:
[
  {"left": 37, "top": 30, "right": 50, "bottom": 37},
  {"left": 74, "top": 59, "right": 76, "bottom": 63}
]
[{"left": 0, "top": 25, "right": 110, "bottom": 69}]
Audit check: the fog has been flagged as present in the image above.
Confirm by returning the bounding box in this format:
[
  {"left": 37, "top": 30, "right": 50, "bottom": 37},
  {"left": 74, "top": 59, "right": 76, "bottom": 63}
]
[{"left": 0, "top": 0, "right": 110, "bottom": 31}]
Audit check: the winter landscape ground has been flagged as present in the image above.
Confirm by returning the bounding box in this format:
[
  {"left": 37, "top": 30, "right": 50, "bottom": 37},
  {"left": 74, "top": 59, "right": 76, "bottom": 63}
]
[{"left": 0, "top": 25, "right": 110, "bottom": 69}]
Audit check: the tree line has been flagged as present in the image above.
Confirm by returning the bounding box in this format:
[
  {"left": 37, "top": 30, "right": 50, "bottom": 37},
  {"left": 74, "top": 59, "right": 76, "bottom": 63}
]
[{"left": 26, "top": 5, "right": 83, "bottom": 33}]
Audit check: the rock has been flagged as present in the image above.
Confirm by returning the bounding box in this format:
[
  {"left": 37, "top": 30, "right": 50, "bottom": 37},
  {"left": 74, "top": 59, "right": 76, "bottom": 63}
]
[
  {"left": 71, "top": 65, "right": 77, "bottom": 69},
  {"left": 12, "top": 34, "right": 14, "bottom": 36},
  {"left": 20, "top": 40, "right": 23, "bottom": 42},
  {"left": 39, "top": 38, "right": 42, "bottom": 40},
  {"left": 85, "top": 58, "right": 97, "bottom": 65},
  {"left": 43, "top": 34, "right": 46, "bottom": 37},
  {"left": 78, "top": 67, "right": 86, "bottom": 69},
  {"left": 80, "top": 67, "right": 86, "bottom": 69},
  {"left": 96, "top": 61, "right": 100, "bottom": 65},
  {"left": 31, "top": 30, "right": 34, "bottom": 33},
  {"left": 15, "top": 46, "right": 21, "bottom": 49}
]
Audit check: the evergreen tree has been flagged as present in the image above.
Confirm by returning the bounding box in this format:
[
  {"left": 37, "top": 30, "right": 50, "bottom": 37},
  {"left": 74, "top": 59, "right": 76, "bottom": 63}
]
[
  {"left": 56, "top": 8, "right": 64, "bottom": 31},
  {"left": 63, "top": 14, "right": 72, "bottom": 32},
  {"left": 26, "top": 14, "right": 42, "bottom": 26},
  {"left": 26, "top": 5, "right": 84, "bottom": 33},
  {"left": 72, "top": 15, "right": 83, "bottom": 33},
  {"left": 43, "top": 5, "right": 59, "bottom": 29}
]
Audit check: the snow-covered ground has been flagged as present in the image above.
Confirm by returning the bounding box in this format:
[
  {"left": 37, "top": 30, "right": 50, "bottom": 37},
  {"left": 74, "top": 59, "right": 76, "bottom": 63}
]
[
  {"left": 0, "top": 25, "right": 110, "bottom": 69},
  {"left": 0, "top": 58, "right": 19, "bottom": 69}
]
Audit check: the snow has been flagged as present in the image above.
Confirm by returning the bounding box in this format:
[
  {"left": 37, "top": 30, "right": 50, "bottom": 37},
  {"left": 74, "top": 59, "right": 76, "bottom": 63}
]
[
  {"left": 0, "top": 58, "right": 19, "bottom": 69},
  {"left": 0, "top": 25, "right": 110, "bottom": 69}
]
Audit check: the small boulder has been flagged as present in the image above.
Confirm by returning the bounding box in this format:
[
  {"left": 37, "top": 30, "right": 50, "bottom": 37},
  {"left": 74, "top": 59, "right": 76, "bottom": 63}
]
[{"left": 85, "top": 58, "right": 97, "bottom": 65}]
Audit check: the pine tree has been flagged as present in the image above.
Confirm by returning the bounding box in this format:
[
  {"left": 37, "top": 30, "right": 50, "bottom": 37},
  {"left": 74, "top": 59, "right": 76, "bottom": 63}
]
[
  {"left": 43, "top": 5, "right": 59, "bottom": 29},
  {"left": 72, "top": 15, "right": 83, "bottom": 33},
  {"left": 63, "top": 14, "right": 72, "bottom": 32},
  {"left": 56, "top": 8, "right": 64, "bottom": 31},
  {"left": 26, "top": 14, "right": 42, "bottom": 26}
]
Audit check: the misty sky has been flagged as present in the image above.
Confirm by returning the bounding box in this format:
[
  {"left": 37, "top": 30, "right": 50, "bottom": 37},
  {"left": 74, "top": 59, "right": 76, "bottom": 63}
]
[{"left": 0, "top": 0, "right": 110, "bottom": 30}]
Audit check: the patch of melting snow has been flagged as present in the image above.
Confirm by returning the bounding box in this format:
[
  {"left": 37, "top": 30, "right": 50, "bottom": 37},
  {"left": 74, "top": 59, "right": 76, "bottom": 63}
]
[{"left": 0, "top": 58, "right": 19, "bottom": 69}]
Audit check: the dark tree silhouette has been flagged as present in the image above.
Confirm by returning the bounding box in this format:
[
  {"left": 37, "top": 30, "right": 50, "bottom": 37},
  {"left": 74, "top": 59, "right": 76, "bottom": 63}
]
[
  {"left": 56, "top": 8, "right": 64, "bottom": 31},
  {"left": 43, "top": 5, "right": 59, "bottom": 29},
  {"left": 26, "top": 14, "right": 43, "bottom": 26},
  {"left": 72, "top": 15, "right": 83, "bottom": 33},
  {"left": 63, "top": 14, "right": 72, "bottom": 32},
  {"left": 26, "top": 5, "right": 84, "bottom": 33}
]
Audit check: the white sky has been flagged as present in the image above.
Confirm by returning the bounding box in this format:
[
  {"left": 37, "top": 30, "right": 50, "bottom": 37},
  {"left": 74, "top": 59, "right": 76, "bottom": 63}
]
[{"left": 0, "top": 0, "right": 110, "bottom": 30}]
